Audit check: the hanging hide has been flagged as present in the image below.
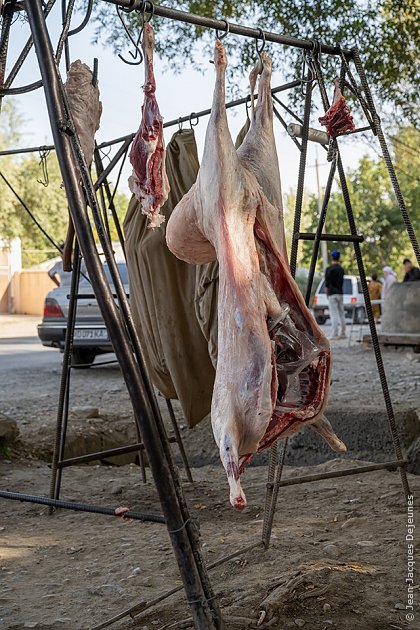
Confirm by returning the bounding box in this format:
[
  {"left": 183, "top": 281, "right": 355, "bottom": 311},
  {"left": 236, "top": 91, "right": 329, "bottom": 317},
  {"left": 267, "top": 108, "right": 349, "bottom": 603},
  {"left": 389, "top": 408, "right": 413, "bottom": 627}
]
[{"left": 124, "top": 129, "right": 215, "bottom": 428}]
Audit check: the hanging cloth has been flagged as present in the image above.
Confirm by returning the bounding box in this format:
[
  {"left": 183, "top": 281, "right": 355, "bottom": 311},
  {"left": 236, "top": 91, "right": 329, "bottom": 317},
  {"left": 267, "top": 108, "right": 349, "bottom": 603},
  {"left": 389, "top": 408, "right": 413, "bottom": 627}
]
[
  {"left": 124, "top": 129, "right": 215, "bottom": 427},
  {"left": 194, "top": 117, "right": 251, "bottom": 368}
]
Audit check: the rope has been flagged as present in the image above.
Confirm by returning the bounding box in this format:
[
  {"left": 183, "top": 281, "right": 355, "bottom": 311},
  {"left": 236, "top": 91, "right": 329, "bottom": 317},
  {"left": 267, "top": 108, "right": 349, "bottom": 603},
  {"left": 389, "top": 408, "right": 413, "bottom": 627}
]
[{"left": 168, "top": 518, "right": 191, "bottom": 534}]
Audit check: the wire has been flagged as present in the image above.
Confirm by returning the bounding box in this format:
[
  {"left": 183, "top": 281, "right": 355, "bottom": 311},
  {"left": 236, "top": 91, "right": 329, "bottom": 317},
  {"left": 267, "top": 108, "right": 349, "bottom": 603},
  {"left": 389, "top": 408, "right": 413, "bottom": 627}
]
[{"left": 0, "top": 170, "right": 62, "bottom": 253}]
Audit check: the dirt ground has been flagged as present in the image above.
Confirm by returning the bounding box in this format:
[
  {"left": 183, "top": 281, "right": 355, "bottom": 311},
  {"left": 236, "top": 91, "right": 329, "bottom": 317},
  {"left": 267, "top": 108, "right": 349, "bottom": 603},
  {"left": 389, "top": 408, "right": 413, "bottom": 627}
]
[{"left": 0, "top": 316, "right": 419, "bottom": 629}]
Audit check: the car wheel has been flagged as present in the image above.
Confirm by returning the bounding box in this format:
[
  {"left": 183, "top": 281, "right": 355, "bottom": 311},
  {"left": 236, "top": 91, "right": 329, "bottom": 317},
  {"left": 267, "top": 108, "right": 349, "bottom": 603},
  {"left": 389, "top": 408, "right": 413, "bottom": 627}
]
[
  {"left": 315, "top": 316, "right": 327, "bottom": 325},
  {"left": 71, "top": 348, "right": 96, "bottom": 368},
  {"left": 355, "top": 307, "right": 366, "bottom": 325}
]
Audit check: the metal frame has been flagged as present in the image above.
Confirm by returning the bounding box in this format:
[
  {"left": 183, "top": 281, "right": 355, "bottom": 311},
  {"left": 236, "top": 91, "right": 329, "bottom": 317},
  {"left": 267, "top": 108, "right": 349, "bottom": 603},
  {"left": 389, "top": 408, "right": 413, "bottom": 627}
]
[{"left": 0, "top": 0, "right": 418, "bottom": 628}]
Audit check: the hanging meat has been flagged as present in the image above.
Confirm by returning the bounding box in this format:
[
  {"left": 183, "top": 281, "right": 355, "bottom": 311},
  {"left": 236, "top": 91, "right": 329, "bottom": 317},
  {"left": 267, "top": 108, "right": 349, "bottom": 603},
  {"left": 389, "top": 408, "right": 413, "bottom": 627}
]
[
  {"left": 129, "top": 22, "right": 169, "bottom": 229},
  {"left": 318, "top": 79, "right": 355, "bottom": 137},
  {"left": 166, "top": 41, "right": 346, "bottom": 510}
]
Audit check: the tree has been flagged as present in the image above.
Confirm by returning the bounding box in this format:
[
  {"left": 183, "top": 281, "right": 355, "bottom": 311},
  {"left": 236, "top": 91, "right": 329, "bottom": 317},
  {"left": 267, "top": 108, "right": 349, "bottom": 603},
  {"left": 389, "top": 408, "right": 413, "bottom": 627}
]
[
  {"left": 92, "top": 0, "right": 420, "bottom": 124},
  {"left": 0, "top": 99, "right": 131, "bottom": 267},
  {"left": 297, "top": 126, "right": 420, "bottom": 279}
]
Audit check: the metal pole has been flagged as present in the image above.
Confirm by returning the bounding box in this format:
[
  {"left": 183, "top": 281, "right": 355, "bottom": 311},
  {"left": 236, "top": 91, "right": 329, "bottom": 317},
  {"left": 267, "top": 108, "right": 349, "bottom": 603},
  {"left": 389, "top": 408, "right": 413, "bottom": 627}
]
[
  {"left": 25, "top": 2, "right": 221, "bottom": 626},
  {"left": 101, "top": 0, "right": 352, "bottom": 56},
  {"left": 290, "top": 72, "right": 313, "bottom": 277},
  {"left": 49, "top": 240, "right": 81, "bottom": 507},
  {"left": 315, "top": 155, "right": 329, "bottom": 272},
  {"left": 313, "top": 54, "right": 410, "bottom": 498},
  {"left": 304, "top": 153, "right": 337, "bottom": 305}
]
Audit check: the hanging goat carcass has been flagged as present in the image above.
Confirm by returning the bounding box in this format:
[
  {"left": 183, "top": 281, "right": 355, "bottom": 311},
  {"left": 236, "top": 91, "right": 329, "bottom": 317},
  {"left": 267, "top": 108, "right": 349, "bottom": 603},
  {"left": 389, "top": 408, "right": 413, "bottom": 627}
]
[
  {"left": 166, "top": 40, "right": 346, "bottom": 509},
  {"left": 129, "top": 22, "right": 169, "bottom": 228}
]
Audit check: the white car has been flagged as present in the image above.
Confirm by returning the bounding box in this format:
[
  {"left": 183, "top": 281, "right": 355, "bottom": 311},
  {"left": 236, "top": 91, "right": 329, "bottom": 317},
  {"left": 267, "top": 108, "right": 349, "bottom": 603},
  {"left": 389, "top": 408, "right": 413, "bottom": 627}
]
[
  {"left": 312, "top": 275, "right": 366, "bottom": 325},
  {"left": 37, "top": 262, "right": 129, "bottom": 367}
]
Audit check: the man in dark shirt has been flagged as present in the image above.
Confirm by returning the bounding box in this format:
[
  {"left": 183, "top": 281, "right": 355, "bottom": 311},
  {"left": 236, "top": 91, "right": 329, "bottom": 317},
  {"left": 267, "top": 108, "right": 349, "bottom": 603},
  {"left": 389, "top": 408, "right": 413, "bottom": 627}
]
[
  {"left": 403, "top": 258, "right": 420, "bottom": 282},
  {"left": 325, "top": 250, "right": 346, "bottom": 339}
]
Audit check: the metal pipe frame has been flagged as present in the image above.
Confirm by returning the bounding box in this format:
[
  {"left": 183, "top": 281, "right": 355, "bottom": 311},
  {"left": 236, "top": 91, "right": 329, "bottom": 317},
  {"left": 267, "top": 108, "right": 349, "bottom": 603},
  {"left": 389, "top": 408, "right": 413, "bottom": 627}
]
[
  {"left": 2, "top": 2, "right": 414, "bottom": 627},
  {"left": 25, "top": 2, "right": 221, "bottom": 627},
  {"left": 0, "top": 490, "right": 165, "bottom": 523},
  {"left": 57, "top": 436, "right": 178, "bottom": 468},
  {"left": 102, "top": 0, "right": 352, "bottom": 56},
  {"left": 0, "top": 80, "right": 301, "bottom": 157},
  {"left": 268, "top": 460, "right": 407, "bottom": 487},
  {"left": 296, "top": 232, "right": 364, "bottom": 243},
  {"left": 304, "top": 151, "right": 337, "bottom": 305}
]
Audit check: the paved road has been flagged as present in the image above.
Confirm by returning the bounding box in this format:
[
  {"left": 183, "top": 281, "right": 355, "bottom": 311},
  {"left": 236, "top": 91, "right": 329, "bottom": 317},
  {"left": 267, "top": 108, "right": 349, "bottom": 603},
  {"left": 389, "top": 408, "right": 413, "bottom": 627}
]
[{"left": 0, "top": 336, "right": 62, "bottom": 372}]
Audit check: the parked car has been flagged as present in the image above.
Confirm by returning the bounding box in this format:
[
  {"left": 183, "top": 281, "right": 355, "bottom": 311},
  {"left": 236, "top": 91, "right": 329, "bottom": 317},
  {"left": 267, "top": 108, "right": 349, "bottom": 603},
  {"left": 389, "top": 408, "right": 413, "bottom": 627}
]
[
  {"left": 37, "top": 262, "right": 129, "bottom": 367},
  {"left": 312, "top": 275, "right": 366, "bottom": 325},
  {"left": 294, "top": 267, "right": 322, "bottom": 305}
]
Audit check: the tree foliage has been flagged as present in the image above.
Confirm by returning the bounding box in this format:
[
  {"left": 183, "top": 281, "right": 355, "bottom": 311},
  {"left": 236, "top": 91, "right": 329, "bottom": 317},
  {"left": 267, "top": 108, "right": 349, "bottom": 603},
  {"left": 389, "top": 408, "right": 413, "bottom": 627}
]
[
  {"left": 91, "top": 0, "right": 419, "bottom": 124},
  {"left": 0, "top": 102, "right": 129, "bottom": 267},
  {"left": 289, "top": 126, "right": 420, "bottom": 280}
]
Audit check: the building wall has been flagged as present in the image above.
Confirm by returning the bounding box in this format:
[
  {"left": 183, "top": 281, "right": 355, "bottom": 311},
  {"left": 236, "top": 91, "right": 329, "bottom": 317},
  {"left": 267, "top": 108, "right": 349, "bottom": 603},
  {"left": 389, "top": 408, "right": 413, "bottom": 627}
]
[
  {"left": 0, "top": 238, "right": 22, "bottom": 313},
  {"left": 13, "top": 271, "right": 56, "bottom": 316}
]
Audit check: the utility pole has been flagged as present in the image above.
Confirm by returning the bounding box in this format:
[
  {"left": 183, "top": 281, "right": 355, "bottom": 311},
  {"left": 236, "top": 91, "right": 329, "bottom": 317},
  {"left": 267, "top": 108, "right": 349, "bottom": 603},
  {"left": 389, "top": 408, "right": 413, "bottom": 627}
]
[{"left": 315, "top": 153, "right": 329, "bottom": 272}]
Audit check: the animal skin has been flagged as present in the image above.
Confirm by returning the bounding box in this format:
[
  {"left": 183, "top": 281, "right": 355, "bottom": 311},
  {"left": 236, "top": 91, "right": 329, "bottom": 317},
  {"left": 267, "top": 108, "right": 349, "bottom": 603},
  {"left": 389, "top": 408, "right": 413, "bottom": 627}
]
[{"left": 166, "top": 40, "right": 346, "bottom": 509}]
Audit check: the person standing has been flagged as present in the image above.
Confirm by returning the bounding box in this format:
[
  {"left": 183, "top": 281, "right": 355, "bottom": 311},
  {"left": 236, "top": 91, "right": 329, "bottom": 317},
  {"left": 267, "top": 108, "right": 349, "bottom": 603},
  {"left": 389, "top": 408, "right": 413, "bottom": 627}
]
[
  {"left": 368, "top": 272, "right": 382, "bottom": 320},
  {"left": 382, "top": 266, "right": 397, "bottom": 300},
  {"left": 325, "top": 250, "right": 346, "bottom": 340},
  {"left": 402, "top": 258, "right": 420, "bottom": 282}
]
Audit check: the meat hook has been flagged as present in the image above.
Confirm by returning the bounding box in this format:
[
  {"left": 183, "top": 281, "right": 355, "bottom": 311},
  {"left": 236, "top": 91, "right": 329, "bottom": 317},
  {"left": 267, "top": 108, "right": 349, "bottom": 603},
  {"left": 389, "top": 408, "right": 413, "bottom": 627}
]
[
  {"left": 116, "top": 5, "right": 144, "bottom": 65},
  {"left": 256, "top": 28, "right": 266, "bottom": 73},
  {"left": 189, "top": 112, "right": 199, "bottom": 128},
  {"left": 178, "top": 117, "right": 183, "bottom": 132},
  {"left": 216, "top": 18, "right": 229, "bottom": 40},
  {"left": 68, "top": 0, "right": 93, "bottom": 37},
  {"left": 37, "top": 147, "right": 50, "bottom": 187},
  {"left": 300, "top": 42, "right": 318, "bottom": 95}
]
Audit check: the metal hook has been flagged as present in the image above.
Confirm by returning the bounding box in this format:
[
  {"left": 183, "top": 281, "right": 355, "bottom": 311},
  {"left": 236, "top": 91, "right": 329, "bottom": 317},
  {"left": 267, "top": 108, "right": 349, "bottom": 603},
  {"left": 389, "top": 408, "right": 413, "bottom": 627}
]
[
  {"left": 116, "top": 5, "right": 144, "bottom": 66},
  {"left": 256, "top": 28, "right": 266, "bottom": 72},
  {"left": 189, "top": 112, "right": 199, "bottom": 128},
  {"left": 245, "top": 95, "right": 252, "bottom": 120},
  {"left": 216, "top": 18, "right": 229, "bottom": 40},
  {"left": 37, "top": 147, "right": 50, "bottom": 187},
  {"left": 300, "top": 42, "right": 319, "bottom": 95},
  {"left": 143, "top": 1, "right": 155, "bottom": 22},
  {"left": 68, "top": 0, "right": 93, "bottom": 37},
  {"left": 178, "top": 117, "right": 184, "bottom": 132}
]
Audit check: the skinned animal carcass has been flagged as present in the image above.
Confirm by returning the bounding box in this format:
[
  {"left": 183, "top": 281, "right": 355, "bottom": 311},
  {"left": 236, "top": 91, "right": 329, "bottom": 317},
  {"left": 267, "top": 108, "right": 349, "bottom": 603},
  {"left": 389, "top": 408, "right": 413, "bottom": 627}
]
[
  {"left": 129, "top": 22, "right": 169, "bottom": 228},
  {"left": 166, "top": 40, "right": 346, "bottom": 509}
]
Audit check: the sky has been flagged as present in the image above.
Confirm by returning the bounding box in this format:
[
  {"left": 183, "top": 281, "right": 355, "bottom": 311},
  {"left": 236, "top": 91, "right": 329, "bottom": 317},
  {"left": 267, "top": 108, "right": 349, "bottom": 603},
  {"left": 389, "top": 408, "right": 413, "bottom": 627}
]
[{"left": 5, "top": 3, "right": 376, "bottom": 205}]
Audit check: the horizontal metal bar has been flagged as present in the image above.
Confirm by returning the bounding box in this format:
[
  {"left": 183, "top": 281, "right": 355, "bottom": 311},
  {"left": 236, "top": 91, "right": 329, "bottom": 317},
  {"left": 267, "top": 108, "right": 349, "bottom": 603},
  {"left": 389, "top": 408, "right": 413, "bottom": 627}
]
[
  {"left": 0, "top": 490, "right": 165, "bottom": 523},
  {"left": 164, "top": 81, "right": 301, "bottom": 130},
  {"left": 0, "top": 143, "right": 55, "bottom": 156},
  {"left": 70, "top": 359, "right": 119, "bottom": 368},
  {"left": 295, "top": 232, "right": 364, "bottom": 243},
  {"left": 101, "top": 0, "right": 352, "bottom": 56},
  {"left": 0, "top": 82, "right": 300, "bottom": 157},
  {"left": 69, "top": 293, "right": 129, "bottom": 299},
  {"left": 267, "top": 460, "right": 407, "bottom": 488},
  {"left": 57, "top": 437, "right": 178, "bottom": 467},
  {"left": 338, "top": 125, "right": 372, "bottom": 137}
]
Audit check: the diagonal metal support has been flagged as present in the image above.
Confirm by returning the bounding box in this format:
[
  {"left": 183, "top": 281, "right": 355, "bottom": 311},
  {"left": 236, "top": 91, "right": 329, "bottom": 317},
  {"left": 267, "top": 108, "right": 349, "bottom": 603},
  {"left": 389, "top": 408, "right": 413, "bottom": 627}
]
[{"left": 25, "top": 2, "right": 222, "bottom": 627}]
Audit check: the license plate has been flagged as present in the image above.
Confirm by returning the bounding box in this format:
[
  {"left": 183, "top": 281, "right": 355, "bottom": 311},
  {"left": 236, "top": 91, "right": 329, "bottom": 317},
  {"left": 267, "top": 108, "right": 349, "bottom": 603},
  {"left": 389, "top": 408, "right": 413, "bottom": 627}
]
[{"left": 73, "top": 328, "right": 108, "bottom": 341}]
